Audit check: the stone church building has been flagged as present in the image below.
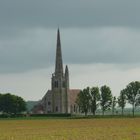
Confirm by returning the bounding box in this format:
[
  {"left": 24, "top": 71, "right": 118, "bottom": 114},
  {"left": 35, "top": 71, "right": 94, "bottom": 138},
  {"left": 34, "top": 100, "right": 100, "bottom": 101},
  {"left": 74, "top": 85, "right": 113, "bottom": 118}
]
[{"left": 32, "top": 29, "right": 80, "bottom": 114}]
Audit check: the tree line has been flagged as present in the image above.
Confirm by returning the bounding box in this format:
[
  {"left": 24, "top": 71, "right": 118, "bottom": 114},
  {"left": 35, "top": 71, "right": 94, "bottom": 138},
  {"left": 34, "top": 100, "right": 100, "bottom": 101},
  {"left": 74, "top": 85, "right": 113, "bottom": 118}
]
[
  {"left": 0, "top": 93, "right": 26, "bottom": 115},
  {"left": 76, "top": 81, "right": 140, "bottom": 117}
]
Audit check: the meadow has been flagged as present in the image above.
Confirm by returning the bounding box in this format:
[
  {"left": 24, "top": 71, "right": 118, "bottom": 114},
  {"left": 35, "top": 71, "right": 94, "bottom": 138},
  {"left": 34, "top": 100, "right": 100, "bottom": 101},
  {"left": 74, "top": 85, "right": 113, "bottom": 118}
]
[{"left": 0, "top": 118, "right": 140, "bottom": 140}]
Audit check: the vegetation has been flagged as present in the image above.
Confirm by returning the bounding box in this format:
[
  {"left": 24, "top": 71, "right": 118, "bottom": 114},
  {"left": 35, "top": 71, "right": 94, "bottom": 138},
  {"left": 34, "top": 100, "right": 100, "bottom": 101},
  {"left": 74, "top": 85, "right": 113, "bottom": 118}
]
[
  {"left": 112, "top": 96, "right": 117, "bottom": 115},
  {"left": 100, "top": 85, "right": 112, "bottom": 115},
  {"left": 125, "top": 81, "right": 140, "bottom": 117},
  {"left": 90, "top": 87, "right": 100, "bottom": 115},
  {"left": 0, "top": 81, "right": 140, "bottom": 139},
  {"left": 76, "top": 81, "right": 140, "bottom": 117},
  {"left": 0, "top": 118, "right": 140, "bottom": 140},
  {"left": 118, "top": 89, "right": 126, "bottom": 115},
  {"left": 76, "top": 87, "right": 91, "bottom": 116},
  {"left": 0, "top": 81, "right": 140, "bottom": 118},
  {"left": 26, "top": 101, "right": 39, "bottom": 112},
  {"left": 0, "top": 93, "right": 26, "bottom": 115}
]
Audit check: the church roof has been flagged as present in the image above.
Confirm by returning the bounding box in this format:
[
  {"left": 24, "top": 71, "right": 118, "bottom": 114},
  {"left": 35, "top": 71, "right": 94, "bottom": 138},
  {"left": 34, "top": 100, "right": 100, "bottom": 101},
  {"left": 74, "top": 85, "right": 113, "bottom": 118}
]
[{"left": 68, "top": 89, "right": 81, "bottom": 105}]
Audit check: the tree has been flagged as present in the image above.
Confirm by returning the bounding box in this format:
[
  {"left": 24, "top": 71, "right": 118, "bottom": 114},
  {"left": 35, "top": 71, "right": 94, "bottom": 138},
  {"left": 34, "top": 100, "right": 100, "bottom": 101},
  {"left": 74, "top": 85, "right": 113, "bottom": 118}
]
[
  {"left": 118, "top": 89, "right": 126, "bottom": 115},
  {"left": 76, "top": 87, "right": 90, "bottom": 116},
  {"left": 90, "top": 87, "right": 100, "bottom": 115},
  {"left": 0, "top": 93, "right": 14, "bottom": 114},
  {"left": 125, "top": 81, "right": 140, "bottom": 117},
  {"left": 112, "top": 96, "right": 117, "bottom": 115},
  {"left": 100, "top": 85, "right": 112, "bottom": 115},
  {"left": 12, "top": 95, "right": 26, "bottom": 114},
  {"left": 0, "top": 93, "right": 26, "bottom": 115},
  {"left": 0, "top": 93, "right": 2, "bottom": 112}
]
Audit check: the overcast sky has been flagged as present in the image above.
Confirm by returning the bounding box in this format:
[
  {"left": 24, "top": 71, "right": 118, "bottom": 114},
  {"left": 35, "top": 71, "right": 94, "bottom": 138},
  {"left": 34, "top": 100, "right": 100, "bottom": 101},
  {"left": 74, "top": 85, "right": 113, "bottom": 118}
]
[{"left": 0, "top": 0, "right": 140, "bottom": 101}]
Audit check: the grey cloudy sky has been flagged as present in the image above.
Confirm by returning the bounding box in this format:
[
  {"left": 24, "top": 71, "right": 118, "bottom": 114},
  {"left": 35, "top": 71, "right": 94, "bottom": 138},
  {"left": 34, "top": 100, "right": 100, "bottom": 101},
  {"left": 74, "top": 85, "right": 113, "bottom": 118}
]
[
  {"left": 0, "top": 0, "right": 140, "bottom": 28},
  {"left": 0, "top": 0, "right": 140, "bottom": 100}
]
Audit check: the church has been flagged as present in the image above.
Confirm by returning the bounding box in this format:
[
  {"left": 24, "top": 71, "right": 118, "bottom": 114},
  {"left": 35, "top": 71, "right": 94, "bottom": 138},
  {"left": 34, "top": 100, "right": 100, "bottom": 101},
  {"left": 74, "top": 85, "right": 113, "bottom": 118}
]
[{"left": 32, "top": 29, "right": 80, "bottom": 114}]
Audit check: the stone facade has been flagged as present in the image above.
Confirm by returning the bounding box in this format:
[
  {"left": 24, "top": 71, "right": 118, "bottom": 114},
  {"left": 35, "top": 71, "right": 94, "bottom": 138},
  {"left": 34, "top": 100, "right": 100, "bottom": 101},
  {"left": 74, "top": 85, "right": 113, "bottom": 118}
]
[{"left": 32, "top": 29, "right": 80, "bottom": 114}]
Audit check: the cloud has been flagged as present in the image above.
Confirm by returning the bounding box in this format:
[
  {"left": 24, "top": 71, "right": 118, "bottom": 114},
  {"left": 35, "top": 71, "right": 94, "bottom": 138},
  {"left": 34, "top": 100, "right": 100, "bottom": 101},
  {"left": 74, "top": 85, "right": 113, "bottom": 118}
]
[
  {"left": 70, "top": 63, "right": 140, "bottom": 99},
  {"left": 0, "top": 1, "right": 139, "bottom": 101},
  {"left": 0, "top": 0, "right": 139, "bottom": 73},
  {"left": 0, "top": 67, "right": 53, "bottom": 100},
  {"left": 0, "top": 64, "right": 140, "bottom": 100},
  {"left": 62, "top": 27, "right": 140, "bottom": 64},
  {"left": 0, "top": 27, "right": 140, "bottom": 73},
  {"left": 0, "top": 0, "right": 140, "bottom": 28},
  {"left": 0, "top": 28, "right": 55, "bottom": 73}
]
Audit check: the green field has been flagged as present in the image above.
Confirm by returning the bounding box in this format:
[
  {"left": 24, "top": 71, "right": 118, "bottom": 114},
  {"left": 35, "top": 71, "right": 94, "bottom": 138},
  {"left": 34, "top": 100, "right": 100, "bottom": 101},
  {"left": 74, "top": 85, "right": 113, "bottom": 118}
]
[{"left": 0, "top": 118, "right": 140, "bottom": 140}]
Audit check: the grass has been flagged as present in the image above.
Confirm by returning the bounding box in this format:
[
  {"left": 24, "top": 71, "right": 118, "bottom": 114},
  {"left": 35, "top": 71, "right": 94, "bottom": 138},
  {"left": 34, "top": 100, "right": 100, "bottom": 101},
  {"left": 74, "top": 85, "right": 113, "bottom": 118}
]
[
  {"left": 0, "top": 117, "right": 140, "bottom": 140},
  {"left": 1, "top": 114, "right": 140, "bottom": 120}
]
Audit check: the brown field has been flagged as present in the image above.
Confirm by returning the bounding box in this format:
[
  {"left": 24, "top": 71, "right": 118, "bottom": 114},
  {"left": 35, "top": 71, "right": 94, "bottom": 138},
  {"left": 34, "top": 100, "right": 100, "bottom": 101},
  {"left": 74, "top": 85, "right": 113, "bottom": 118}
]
[{"left": 0, "top": 118, "right": 140, "bottom": 140}]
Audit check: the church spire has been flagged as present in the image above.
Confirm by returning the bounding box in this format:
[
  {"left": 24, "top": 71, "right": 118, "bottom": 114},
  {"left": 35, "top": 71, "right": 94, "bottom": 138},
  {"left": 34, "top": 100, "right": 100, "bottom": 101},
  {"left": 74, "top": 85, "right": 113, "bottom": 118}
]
[{"left": 55, "top": 28, "right": 63, "bottom": 76}]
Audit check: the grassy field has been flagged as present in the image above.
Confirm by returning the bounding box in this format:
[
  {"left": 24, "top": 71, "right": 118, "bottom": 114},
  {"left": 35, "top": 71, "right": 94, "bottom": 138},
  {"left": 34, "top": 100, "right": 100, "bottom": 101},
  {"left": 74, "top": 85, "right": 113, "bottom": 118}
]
[{"left": 0, "top": 118, "right": 140, "bottom": 140}]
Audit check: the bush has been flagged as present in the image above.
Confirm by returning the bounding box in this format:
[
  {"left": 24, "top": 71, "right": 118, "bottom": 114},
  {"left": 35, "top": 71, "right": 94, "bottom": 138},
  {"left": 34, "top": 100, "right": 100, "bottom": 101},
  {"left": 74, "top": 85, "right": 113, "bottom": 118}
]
[{"left": 30, "top": 113, "right": 71, "bottom": 117}]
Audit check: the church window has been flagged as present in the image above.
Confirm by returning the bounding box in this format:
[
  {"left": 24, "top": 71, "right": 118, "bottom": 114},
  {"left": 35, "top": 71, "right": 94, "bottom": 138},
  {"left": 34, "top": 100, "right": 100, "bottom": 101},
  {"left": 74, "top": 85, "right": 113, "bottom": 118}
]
[
  {"left": 79, "top": 106, "right": 81, "bottom": 112},
  {"left": 63, "top": 81, "right": 65, "bottom": 88},
  {"left": 54, "top": 81, "right": 58, "bottom": 88},
  {"left": 48, "top": 102, "right": 51, "bottom": 105},
  {"left": 70, "top": 105, "right": 73, "bottom": 113},
  {"left": 56, "top": 106, "right": 58, "bottom": 112},
  {"left": 74, "top": 105, "right": 76, "bottom": 112}
]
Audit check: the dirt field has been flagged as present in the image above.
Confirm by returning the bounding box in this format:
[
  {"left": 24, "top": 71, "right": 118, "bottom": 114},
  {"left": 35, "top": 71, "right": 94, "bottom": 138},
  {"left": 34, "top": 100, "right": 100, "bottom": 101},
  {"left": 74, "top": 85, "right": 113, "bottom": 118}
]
[{"left": 0, "top": 118, "right": 140, "bottom": 140}]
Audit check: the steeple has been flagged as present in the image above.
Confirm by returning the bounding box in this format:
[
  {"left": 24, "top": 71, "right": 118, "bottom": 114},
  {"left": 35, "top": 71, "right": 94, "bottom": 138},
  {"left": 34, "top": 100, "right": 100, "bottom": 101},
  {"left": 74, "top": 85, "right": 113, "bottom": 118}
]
[
  {"left": 55, "top": 28, "right": 63, "bottom": 76},
  {"left": 51, "top": 29, "right": 70, "bottom": 113}
]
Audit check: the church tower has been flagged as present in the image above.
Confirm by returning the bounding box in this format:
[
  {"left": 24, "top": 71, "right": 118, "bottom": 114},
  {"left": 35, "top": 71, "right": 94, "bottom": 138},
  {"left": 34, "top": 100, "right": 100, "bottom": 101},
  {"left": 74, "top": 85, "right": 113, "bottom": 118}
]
[
  {"left": 51, "top": 29, "right": 69, "bottom": 113},
  {"left": 32, "top": 29, "right": 81, "bottom": 114}
]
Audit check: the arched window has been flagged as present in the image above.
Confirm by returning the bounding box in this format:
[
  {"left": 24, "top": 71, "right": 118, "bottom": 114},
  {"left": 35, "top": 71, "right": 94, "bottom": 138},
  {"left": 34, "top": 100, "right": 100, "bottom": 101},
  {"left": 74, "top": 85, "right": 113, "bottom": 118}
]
[
  {"left": 48, "top": 102, "right": 51, "bottom": 105},
  {"left": 63, "top": 81, "right": 65, "bottom": 88},
  {"left": 70, "top": 105, "right": 73, "bottom": 113},
  {"left": 74, "top": 105, "right": 76, "bottom": 112},
  {"left": 54, "top": 81, "right": 58, "bottom": 88},
  {"left": 56, "top": 106, "right": 58, "bottom": 112}
]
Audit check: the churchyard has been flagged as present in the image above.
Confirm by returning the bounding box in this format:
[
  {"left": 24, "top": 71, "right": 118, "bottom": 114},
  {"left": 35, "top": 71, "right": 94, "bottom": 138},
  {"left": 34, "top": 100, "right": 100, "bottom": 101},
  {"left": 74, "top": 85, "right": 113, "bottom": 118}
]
[{"left": 0, "top": 118, "right": 140, "bottom": 140}]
